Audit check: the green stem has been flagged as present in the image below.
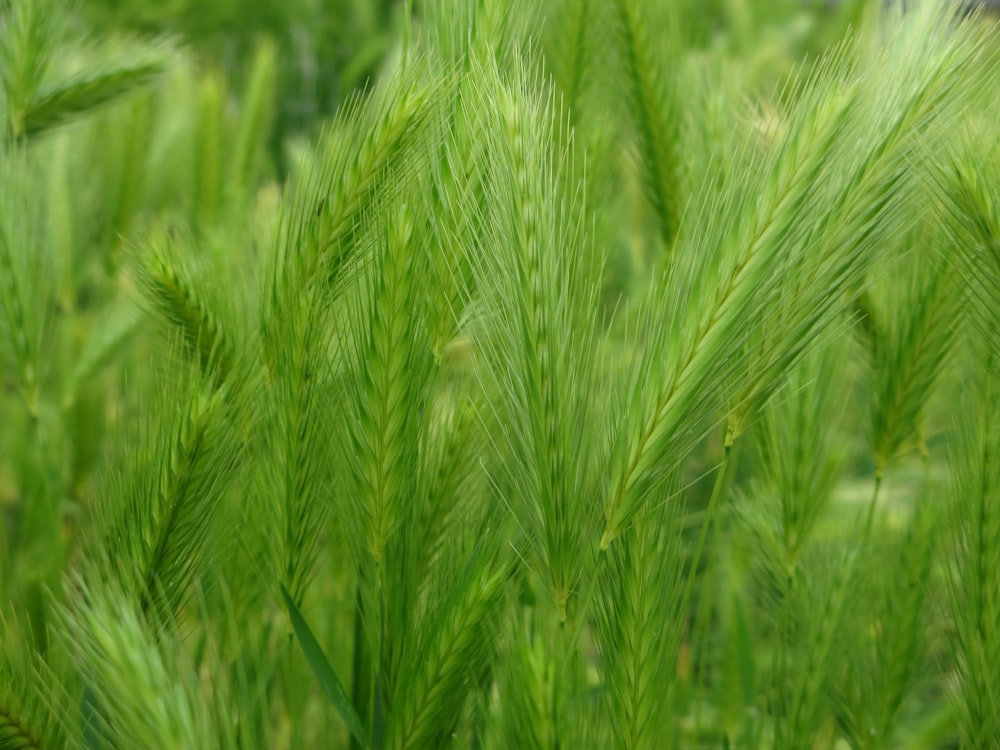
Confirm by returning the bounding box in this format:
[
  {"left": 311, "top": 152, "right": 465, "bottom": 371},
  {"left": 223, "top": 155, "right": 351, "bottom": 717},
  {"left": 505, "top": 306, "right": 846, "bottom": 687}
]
[
  {"left": 864, "top": 473, "right": 883, "bottom": 538},
  {"left": 566, "top": 546, "right": 605, "bottom": 651},
  {"left": 686, "top": 439, "right": 738, "bottom": 734},
  {"left": 350, "top": 581, "right": 370, "bottom": 750}
]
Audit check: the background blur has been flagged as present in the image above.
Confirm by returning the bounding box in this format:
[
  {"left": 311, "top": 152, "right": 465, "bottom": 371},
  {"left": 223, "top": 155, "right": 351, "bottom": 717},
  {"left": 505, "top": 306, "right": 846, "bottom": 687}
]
[{"left": 71, "top": 0, "right": 902, "bottom": 170}]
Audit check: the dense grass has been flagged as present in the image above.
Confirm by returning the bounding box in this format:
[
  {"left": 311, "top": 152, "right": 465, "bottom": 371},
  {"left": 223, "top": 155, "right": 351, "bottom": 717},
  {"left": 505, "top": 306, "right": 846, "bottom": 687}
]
[{"left": 2, "top": 1, "right": 1000, "bottom": 747}]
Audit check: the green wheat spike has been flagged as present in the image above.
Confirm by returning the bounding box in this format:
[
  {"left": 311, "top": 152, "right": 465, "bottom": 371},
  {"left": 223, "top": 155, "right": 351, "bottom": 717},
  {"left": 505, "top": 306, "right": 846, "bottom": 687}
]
[
  {"left": 612, "top": 0, "right": 683, "bottom": 250},
  {"left": 132, "top": 228, "right": 235, "bottom": 385},
  {"left": 19, "top": 39, "right": 173, "bottom": 141},
  {"left": 600, "top": 0, "right": 986, "bottom": 549}
]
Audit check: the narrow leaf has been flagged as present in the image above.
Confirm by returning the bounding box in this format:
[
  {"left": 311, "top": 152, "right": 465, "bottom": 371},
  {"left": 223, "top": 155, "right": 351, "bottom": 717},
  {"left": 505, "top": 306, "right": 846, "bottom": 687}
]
[{"left": 280, "top": 583, "right": 369, "bottom": 749}]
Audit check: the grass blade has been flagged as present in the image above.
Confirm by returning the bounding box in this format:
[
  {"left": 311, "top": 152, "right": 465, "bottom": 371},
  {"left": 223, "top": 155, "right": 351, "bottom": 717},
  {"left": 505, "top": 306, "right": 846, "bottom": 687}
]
[{"left": 280, "top": 583, "right": 369, "bottom": 750}]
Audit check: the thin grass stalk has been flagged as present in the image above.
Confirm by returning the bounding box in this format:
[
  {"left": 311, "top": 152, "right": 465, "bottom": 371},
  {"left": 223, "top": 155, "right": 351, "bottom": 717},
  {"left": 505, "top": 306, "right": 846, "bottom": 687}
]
[
  {"left": 194, "top": 69, "right": 223, "bottom": 227},
  {"left": 107, "top": 92, "right": 152, "bottom": 268},
  {"left": 688, "top": 438, "right": 740, "bottom": 736},
  {"left": 229, "top": 38, "right": 277, "bottom": 199}
]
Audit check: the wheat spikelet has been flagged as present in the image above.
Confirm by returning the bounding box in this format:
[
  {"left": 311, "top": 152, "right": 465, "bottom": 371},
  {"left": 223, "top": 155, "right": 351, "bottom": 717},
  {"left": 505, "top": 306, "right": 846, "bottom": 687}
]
[{"left": 132, "top": 229, "right": 234, "bottom": 385}]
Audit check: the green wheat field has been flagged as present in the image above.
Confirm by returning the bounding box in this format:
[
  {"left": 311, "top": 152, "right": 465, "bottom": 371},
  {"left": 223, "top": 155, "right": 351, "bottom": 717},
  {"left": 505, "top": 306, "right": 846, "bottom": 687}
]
[{"left": 2, "top": 0, "right": 1000, "bottom": 747}]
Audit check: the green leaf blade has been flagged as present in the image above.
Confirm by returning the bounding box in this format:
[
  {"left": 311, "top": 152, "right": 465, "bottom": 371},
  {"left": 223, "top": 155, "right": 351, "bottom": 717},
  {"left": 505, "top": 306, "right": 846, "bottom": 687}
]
[{"left": 280, "top": 583, "right": 369, "bottom": 750}]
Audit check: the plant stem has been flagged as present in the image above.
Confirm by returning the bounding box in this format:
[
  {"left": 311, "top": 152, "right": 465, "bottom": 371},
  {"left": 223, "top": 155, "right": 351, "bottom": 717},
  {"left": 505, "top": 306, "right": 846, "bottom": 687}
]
[
  {"left": 688, "top": 437, "right": 738, "bottom": 734},
  {"left": 350, "top": 581, "right": 370, "bottom": 750},
  {"left": 864, "top": 473, "right": 883, "bottom": 539}
]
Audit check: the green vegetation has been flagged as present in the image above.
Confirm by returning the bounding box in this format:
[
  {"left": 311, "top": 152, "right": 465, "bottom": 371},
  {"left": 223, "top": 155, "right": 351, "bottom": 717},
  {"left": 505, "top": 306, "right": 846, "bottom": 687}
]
[{"left": 2, "top": 0, "right": 1000, "bottom": 747}]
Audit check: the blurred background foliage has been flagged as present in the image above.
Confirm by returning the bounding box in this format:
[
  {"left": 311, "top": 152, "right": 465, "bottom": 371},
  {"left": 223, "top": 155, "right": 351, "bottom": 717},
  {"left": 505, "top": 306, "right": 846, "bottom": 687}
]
[
  {"left": 75, "top": 0, "right": 404, "bottom": 152},
  {"left": 2, "top": 0, "right": 1000, "bottom": 747},
  {"left": 68, "top": 0, "right": 881, "bottom": 167}
]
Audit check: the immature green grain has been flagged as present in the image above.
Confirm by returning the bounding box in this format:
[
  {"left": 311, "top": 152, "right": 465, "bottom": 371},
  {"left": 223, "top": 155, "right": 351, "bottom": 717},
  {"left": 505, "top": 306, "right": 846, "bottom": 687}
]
[
  {"left": 94, "top": 376, "right": 241, "bottom": 625},
  {"left": 288, "top": 60, "right": 439, "bottom": 294},
  {"left": 264, "top": 282, "right": 330, "bottom": 606},
  {"left": 945, "top": 371, "right": 1000, "bottom": 748},
  {"left": 65, "top": 299, "right": 142, "bottom": 407},
  {"left": 4, "top": 3, "right": 999, "bottom": 749},
  {"left": 140, "top": 387, "right": 236, "bottom": 620},
  {"left": 1, "top": 0, "right": 57, "bottom": 138},
  {"left": 612, "top": 0, "right": 682, "bottom": 250},
  {"left": 498, "top": 75, "right": 566, "bottom": 592},
  {"left": 414, "top": 373, "right": 484, "bottom": 585},
  {"left": 596, "top": 502, "right": 686, "bottom": 750},
  {"left": 19, "top": 44, "right": 170, "bottom": 141},
  {"left": 757, "top": 339, "right": 849, "bottom": 568},
  {"left": 0, "top": 617, "right": 66, "bottom": 750},
  {"left": 836, "top": 506, "right": 936, "bottom": 750},
  {"left": 42, "top": 134, "right": 76, "bottom": 309},
  {"left": 776, "top": 550, "right": 856, "bottom": 750},
  {"left": 940, "top": 157, "right": 1000, "bottom": 739},
  {"left": 0, "top": 152, "right": 50, "bottom": 416},
  {"left": 485, "top": 625, "right": 555, "bottom": 750},
  {"left": 864, "top": 236, "right": 956, "bottom": 479},
  {"left": 544, "top": 0, "right": 594, "bottom": 125},
  {"left": 600, "top": 1, "right": 984, "bottom": 549},
  {"left": 747, "top": 337, "right": 922, "bottom": 749},
  {"left": 62, "top": 577, "right": 217, "bottom": 749},
  {"left": 259, "top": 70, "right": 440, "bottom": 609},
  {"left": 944, "top": 142, "right": 1000, "bottom": 359},
  {"left": 337, "top": 202, "right": 433, "bottom": 723},
  {"left": 0, "top": 706, "right": 43, "bottom": 750},
  {"left": 422, "top": 79, "right": 486, "bottom": 359},
  {"left": 467, "top": 57, "right": 603, "bottom": 620},
  {"left": 601, "top": 66, "right": 858, "bottom": 549},
  {"left": 345, "top": 205, "right": 427, "bottom": 574},
  {"left": 387, "top": 556, "right": 511, "bottom": 750},
  {"left": 419, "top": 0, "right": 478, "bottom": 67},
  {"left": 107, "top": 93, "right": 152, "bottom": 265},
  {"left": 132, "top": 230, "right": 234, "bottom": 385}
]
